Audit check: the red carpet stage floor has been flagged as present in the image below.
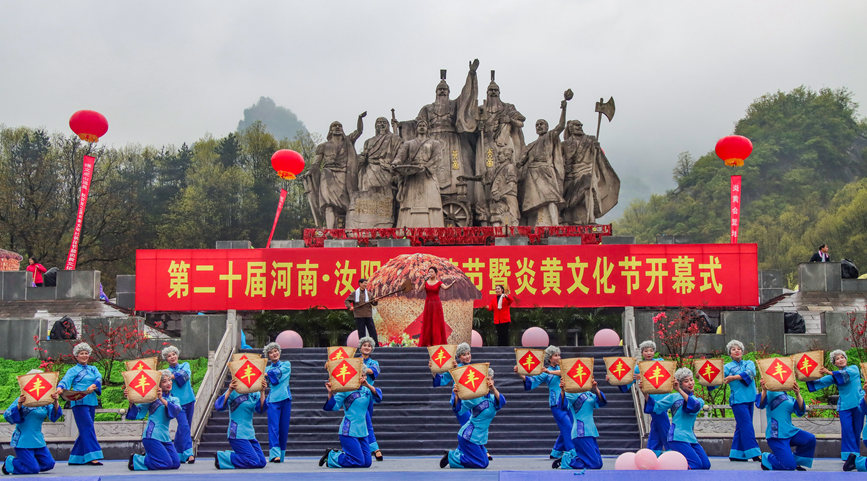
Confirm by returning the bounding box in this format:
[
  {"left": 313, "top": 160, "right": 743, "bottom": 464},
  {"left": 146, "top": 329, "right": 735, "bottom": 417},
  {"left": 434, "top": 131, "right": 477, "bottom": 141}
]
[{"left": 15, "top": 455, "right": 854, "bottom": 480}]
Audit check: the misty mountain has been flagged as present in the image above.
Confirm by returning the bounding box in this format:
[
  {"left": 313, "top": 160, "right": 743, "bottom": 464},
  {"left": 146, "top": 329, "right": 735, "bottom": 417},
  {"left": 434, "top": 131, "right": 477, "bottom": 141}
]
[{"left": 237, "top": 97, "right": 307, "bottom": 141}]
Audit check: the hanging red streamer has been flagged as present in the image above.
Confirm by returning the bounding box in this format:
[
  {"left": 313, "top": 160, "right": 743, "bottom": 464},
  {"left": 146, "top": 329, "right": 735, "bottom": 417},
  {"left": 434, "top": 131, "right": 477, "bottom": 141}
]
[
  {"left": 730, "top": 175, "right": 741, "bottom": 243},
  {"left": 65, "top": 155, "right": 96, "bottom": 270},
  {"left": 267, "top": 188, "right": 288, "bottom": 248}
]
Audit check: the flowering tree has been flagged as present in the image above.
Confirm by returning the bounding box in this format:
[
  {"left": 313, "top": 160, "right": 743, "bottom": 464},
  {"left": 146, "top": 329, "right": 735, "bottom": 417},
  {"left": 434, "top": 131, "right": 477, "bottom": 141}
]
[
  {"left": 653, "top": 308, "right": 702, "bottom": 367},
  {"left": 844, "top": 307, "right": 867, "bottom": 363}
]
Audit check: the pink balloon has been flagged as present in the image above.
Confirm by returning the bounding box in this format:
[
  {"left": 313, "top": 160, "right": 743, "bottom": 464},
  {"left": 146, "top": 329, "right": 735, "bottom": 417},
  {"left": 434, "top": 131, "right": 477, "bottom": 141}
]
[
  {"left": 657, "top": 450, "right": 688, "bottom": 470},
  {"left": 345, "top": 330, "right": 359, "bottom": 347},
  {"left": 593, "top": 328, "right": 621, "bottom": 346},
  {"left": 614, "top": 452, "right": 637, "bottom": 470},
  {"left": 275, "top": 330, "right": 303, "bottom": 349},
  {"left": 521, "top": 327, "right": 549, "bottom": 347},
  {"left": 634, "top": 448, "right": 659, "bottom": 470},
  {"left": 471, "top": 330, "right": 483, "bottom": 347}
]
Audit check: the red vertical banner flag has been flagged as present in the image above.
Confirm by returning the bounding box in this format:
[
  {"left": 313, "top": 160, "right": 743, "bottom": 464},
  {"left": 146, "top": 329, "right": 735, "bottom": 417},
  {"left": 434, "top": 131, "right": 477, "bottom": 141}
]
[
  {"left": 730, "top": 175, "right": 741, "bottom": 244},
  {"left": 267, "top": 188, "right": 288, "bottom": 248},
  {"left": 65, "top": 155, "right": 96, "bottom": 270}
]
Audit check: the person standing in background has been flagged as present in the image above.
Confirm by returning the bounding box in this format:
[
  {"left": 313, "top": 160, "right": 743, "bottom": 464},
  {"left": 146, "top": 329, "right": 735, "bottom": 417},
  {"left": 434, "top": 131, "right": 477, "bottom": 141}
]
[
  {"left": 809, "top": 244, "right": 830, "bottom": 262},
  {"left": 486, "top": 285, "right": 514, "bottom": 346},
  {"left": 345, "top": 279, "right": 378, "bottom": 347},
  {"left": 26, "top": 258, "right": 47, "bottom": 287}
]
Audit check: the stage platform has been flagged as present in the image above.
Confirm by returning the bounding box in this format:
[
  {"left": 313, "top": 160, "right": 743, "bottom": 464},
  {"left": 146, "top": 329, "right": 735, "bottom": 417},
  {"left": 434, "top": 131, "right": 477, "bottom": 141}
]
[{"left": 20, "top": 455, "right": 851, "bottom": 480}]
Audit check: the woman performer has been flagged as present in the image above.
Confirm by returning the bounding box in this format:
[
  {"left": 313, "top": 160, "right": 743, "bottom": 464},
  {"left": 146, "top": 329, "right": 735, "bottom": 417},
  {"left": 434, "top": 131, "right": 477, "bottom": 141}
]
[
  {"left": 214, "top": 378, "right": 268, "bottom": 469},
  {"left": 613, "top": 340, "right": 669, "bottom": 454},
  {"left": 843, "top": 384, "right": 867, "bottom": 471},
  {"left": 723, "top": 340, "right": 761, "bottom": 461},
  {"left": 806, "top": 349, "right": 864, "bottom": 460},
  {"left": 553, "top": 377, "right": 607, "bottom": 470},
  {"left": 2, "top": 370, "right": 62, "bottom": 475},
  {"left": 358, "top": 336, "right": 383, "bottom": 461},
  {"left": 440, "top": 369, "right": 504, "bottom": 469},
  {"left": 515, "top": 345, "right": 573, "bottom": 460},
  {"left": 319, "top": 374, "right": 382, "bottom": 468},
  {"left": 486, "top": 285, "right": 514, "bottom": 346},
  {"left": 263, "top": 342, "right": 292, "bottom": 463},
  {"left": 756, "top": 378, "right": 815, "bottom": 471},
  {"left": 162, "top": 345, "right": 195, "bottom": 463},
  {"left": 125, "top": 370, "right": 181, "bottom": 471},
  {"left": 56, "top": 342, "right": 104, "bottom": 465},
  {"left": 644, "top": 367, "right": 711, "bottom": 470},
  {"left": 418, "top": 266, "right": 453, "bottom": 347}
]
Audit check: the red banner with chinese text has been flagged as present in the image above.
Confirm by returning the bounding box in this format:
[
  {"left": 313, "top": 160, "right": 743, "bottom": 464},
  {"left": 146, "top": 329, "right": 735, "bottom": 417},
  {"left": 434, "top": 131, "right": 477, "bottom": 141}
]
[
  {"left": 135, "top": 243, "right": 759, "bottom": 311},
  {"left": 267, "top": 188, "right": 287, "bottom": 248},
  {"left": 731, "top": 175, "right": 741, "bottom": 243},
  {"left": 65, "top": 155, "right": 96, "bottom": 270}
]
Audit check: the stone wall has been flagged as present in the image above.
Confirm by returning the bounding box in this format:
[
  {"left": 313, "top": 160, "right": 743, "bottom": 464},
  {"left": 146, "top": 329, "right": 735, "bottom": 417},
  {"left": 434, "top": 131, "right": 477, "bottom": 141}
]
[{"left": 0, "top": 271, "right": 101, "bottom": 301}]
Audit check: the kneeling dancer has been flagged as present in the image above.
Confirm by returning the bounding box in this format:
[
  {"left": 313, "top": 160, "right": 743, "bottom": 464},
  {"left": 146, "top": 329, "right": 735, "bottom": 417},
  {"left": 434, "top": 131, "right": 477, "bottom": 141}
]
[
  {"left": 3, "top": 370, "right": 62, "bottom": 475},
  {"left": 441, "top": 369, "right": 504, "bottom": 469},
  {"left": 644, "top": 367, "right": 710, "bottom": 470},
  {"left": 126, "top": 370, "right": 181, "bottom": 471},
  {"left": 554, "top": 377, "right": 606, "bottom": 470},
  {"left": 214, "top": 378, "right": 268, "bottom": 469},
  {"left": 756, "top": 378, "right": 815, "bottom": 471},
  {"left": 319, "top": 374, "right": 382, "bottom": 468}
]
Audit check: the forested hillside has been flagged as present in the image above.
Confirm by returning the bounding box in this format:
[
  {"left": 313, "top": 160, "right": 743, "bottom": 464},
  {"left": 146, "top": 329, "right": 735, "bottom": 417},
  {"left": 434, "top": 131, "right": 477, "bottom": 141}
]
[{"left": 616, "top": 87, "right": 867, "bottom": 286}]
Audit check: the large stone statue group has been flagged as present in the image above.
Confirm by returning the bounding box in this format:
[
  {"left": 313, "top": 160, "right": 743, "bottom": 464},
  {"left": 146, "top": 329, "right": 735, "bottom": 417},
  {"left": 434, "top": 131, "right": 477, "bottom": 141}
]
[{"left": 301, "top": 59, "right": 620, "bottom": 229}]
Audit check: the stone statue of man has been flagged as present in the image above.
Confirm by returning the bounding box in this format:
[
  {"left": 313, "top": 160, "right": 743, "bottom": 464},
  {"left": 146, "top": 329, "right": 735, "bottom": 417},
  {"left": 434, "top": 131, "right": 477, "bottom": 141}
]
[
  {"left": 474, "top": 73, "right": 525, "bottom": 224},
  {"left": 358, "top": 117, "right": 401, "bottom": 192},
  {"left": 487, "top": 145, "right": 519, "bottom": 226},
  {"left": 518, "top": 99, "right": 566, "bottom": 226},
  {"left": 391, "top": 119, "right": 444, "bottom": 228},
  {"left": 561, "top": 120, "right": 621, "bottom": 224},
  {"left": 312, "top": 112, "right": 366, "bottom": 229}
]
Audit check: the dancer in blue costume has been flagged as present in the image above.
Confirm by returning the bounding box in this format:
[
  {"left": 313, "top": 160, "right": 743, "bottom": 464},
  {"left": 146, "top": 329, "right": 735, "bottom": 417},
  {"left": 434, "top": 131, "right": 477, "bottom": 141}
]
[
  {"left": 755, "top": 378, "right": 815, "bottom": 471},
  {"left": 125, "top": 369, "right": 182, "bottom": 471},
  {"left": 262, "top": 342, "right": 292, "bottom": 463},
  {"left": 614, "top": 340, "right": 669, "bottom": 454},
  {"left": 843, "top": 382, "right": 867, "bottom": 471},
  {"left": 722, "top": 340, "right": 761, "bottom": 461},
  {"left": 358, "top": 336, "right": 383, "bottom": 461},
  {"left": 807, "top": 349, "right": 864, "bottom": 460},
  {"left": 56, "top": 342, "right": 104, "bottom": 465},
  {"left": 163, "top": 345, "right": 195, "bottom": 463},
  {"left": 432, "top": 342, "right": 472, "bottom": 424},
  {"left": 319, "top": 373, "right": 382, "bottom": 468},
  {"left": 440, "top": 368, "right": 504, "bottom": 469},
  {"left": 553, "top": 377, "right": 607, "bottom": 470},
  {"left": 2, "top": 370, "right": 62, "bottom": 475},
  {"left": 515, "top": 345, "right": 573, "bottom": 459},
  {"left": 214, "top": 378, "right": 268, "bottom": 469},
  {"left": 644, "top": 367, "right": 711, "bottom": 470}
]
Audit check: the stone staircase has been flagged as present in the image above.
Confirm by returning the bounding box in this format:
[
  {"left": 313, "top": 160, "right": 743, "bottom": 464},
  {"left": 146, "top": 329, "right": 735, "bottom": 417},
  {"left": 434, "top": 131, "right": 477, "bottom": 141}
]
[{"left": 196, "top": 346, "right": 640, "bottom": 458}]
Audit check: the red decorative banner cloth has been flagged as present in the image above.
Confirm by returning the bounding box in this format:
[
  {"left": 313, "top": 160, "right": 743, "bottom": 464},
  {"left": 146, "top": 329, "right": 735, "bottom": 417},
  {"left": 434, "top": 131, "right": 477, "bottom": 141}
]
[
  {"left": 730, "top": 175, "right": 741, "bottom": 243},
  {"left": 65, "top": 155, "right": 96, "bottom": 270},
  {"left": 267, "top": 188, "right": 287, "bottom": 248}
]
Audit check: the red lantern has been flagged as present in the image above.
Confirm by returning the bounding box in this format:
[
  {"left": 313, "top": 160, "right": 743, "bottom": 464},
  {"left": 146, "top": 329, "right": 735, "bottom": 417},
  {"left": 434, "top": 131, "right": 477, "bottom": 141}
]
[
  {"left": 68, "top": 110, "right": 108, "bottom": 143},
  {"left": 270, "top": 149, "right": 305, "bottom": 180},
  {"left": 715, "top": 135, "right": 752, "bottom": 167}
]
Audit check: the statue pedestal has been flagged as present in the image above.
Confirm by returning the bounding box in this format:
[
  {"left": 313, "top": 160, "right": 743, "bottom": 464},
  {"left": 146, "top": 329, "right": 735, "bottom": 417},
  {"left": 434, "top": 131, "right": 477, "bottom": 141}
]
[{"left": 345, "top": 190, "right": 393, "bottom": 229}]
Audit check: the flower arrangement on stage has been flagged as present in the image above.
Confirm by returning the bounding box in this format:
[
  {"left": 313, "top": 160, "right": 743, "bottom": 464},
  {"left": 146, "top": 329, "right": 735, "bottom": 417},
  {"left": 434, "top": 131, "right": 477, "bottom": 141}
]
[{"left": 387, "top": 333, "right": 418, "bottom": 348}]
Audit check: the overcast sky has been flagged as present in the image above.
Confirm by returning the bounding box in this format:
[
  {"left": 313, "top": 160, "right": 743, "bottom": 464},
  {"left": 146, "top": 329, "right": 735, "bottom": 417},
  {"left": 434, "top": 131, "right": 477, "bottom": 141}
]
[{"left": 2, "top": 0, "right": 865, "bottom": 220}]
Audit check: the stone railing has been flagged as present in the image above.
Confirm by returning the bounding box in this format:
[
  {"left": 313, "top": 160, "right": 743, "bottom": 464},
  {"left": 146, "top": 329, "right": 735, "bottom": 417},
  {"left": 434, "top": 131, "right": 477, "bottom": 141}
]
[
  {"left": 622, "top": 307, "right": 648, "bottom": 443},
  {"left": 0, "top": 408, "right": 145, "bottom": 443},
  {"left": 694, "top": 403, "right": 841, "bottom": 438},
  {"left": 190, "top": 310, "right": 238, "bottom": 448}
]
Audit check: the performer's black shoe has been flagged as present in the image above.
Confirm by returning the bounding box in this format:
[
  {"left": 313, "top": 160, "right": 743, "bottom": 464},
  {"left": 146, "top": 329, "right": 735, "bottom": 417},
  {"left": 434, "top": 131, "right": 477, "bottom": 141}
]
[
  {"left": 128, "top": 454, "right": 135, "bottom": 471},
  {"left": 439, "top": 452, "right": 449, "bottom": 468},
  {"left": 214, "top": 456, "right": 221, "bottom": 469},
  {"left": 89, "top": 461, "right": 103, "bottom": 466},
  {"left": 760, "top": 463, "right": 769, "bottom": 471},
  {"left": 319, "top": 449, "right": 331, "bottom": 467},
  {"left": 374, "top": 450, "right": 383, "bottom": 462},
  {"left": 270, "top": 458, "right": 281, "bottom": 463},
  {"left": 729, "top": 457, "right": 747, "bottom": 462},
  {"left": 2, "top": 463, "right": 9, "bottom": 475},
  {"left": 552, "top": 458, "right": 562, "bottom": 469},
  {"left": 844, "top": 453, "right": 857, "bottom": 472},
  {"left": 796, "top": 465, "right": 807, "bottom": 471},
  {"left": 751, "top": 456, "right": 762, "bottom": 462}
]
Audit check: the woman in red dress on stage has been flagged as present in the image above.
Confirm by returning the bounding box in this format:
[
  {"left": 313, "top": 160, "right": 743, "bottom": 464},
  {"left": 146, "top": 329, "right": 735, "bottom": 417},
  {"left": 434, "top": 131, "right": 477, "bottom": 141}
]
[{"left": 419, "top": 266, "right": 454, "bottom": 347}]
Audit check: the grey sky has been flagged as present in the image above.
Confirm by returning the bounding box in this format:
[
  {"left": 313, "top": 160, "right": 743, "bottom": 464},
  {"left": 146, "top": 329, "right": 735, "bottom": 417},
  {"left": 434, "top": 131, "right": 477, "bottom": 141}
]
[{"left": 2, "top": 1, "right": 865, "bottom": 220}]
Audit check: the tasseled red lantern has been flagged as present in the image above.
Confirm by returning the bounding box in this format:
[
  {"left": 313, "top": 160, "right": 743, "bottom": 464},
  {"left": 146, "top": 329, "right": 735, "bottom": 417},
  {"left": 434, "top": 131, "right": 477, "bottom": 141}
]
[
  {"left": 270, "top": 149, "right": 305, "bottom": 180},
  {"left": 715, "top": 135, "right": 752, "bottom": 167},
  {"left": 68, "top": 110, "right": 109, "bottom": 143}
]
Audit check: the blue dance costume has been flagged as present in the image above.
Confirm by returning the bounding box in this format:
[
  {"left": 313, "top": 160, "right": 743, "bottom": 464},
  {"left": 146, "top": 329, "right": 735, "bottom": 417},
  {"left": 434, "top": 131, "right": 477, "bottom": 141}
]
[
  {"left": 323, "top": 385, "right": 383, "bottom": 468},
  {"left": 265, "top": 359, "right": 292, "bottom": 461},
  {"left": 646, "top": 392, "right": 710, "bottom": 470},
  {"left": 3, "top": 401, "right": 62, "bottom": 474},
  {"left": 57, "top": 363, "right": 103, "bottom": 464},
  {"left": 126, "top": 396, "right": 182, "bottom": 471},
  {"left": 524, "top": 367, "right": 574, "bottom": 458},
  {"left": 807, "top": 364, "right": 864, "bottom": 460},
  {"left": 361, "top": 357, "right": 381, "bottom": 453},
  {"left": 847, "top": 399, "right": 867, "bottom": 471},
  {"left": 433, "top": 363, "right": 470, "bottom": 424},
  {"left": 168, "top": 362, "right": 195, "bottom": 461},
  {"left": 558, "top": 390, "right": 607, "bottom": 470},
  {"left": 214, "top": 390, "right": 267, "bottom": 469},
  {"left": 620, "top": 359, "right": 670, "bottom": 454},
  {"left": 724, "top": 359, "right": 761, "bottom": 460},
  {"left": 447, "top": 392, "right": 505, "bottom": 469},
  {"left": 755, "top": 391, "right": 815, "bottom": 470}
]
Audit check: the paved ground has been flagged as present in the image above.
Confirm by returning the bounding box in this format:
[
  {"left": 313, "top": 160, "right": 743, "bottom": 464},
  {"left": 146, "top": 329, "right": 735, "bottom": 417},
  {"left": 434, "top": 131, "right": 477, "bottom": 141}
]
[{"left": 28, "top": 455, "right": 850, "bottom": 478}]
